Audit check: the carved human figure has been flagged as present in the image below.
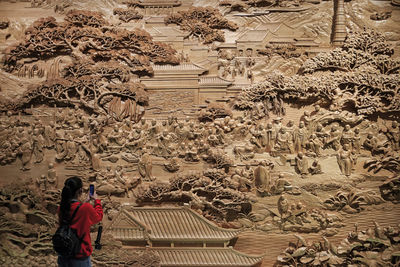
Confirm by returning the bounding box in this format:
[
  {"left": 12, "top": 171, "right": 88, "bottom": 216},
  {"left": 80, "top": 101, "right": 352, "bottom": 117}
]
[
  {"left": 271, "top": 173, "right": 292, "bottom": 195},
  {"left": 16, "top": 126, "right": 25, "bottom": 140},
  {"left": 19, "top": 137, "right": 32, "bottom": 170},
  {"left": 253, "top": 161, "right": 273, "bottom": 192},
  {"left": 301, "top": 111, "right": 312, "bottom": 132},
  {"left": 55, "top": 129, "right": 66, "bottom": 160},
  {"left": 337, "top": 144, "right": 355, "bottom": 177},
  {"left": 273, "top": 117, "right": 283, "bottom": 133},
  {"left": 126, "top": 128, "right": 144, "bottom": 151},
  {"left": 275, "top": 127, "right": 292, "bottom": 153},
  {"left": 314, "top": 123, "right": 328, "bottom": 144},
  {"left": 309, "top": 159, "right": 322, "bottom": 175},
  {"left": 311, "top": 104, "right": 325, "bottom": 117},
  {"left": 140, "top": 119, "right": 149, "bottom": 131},
  {"left": 251, "top": 124, "right": 266, "bottom": 147},
  {"left": 176, "top": 122, "right": 188, "bottom": 142},
  {"left": 108, "top": 125, "right": 124, "bottom": 146},
  {"left": 363, "top": 133, "right": 378, "bottom": 152},
  {"left": 65, "top": 134, "right": 77, "bottom": 161},
  {"left": 253, "top": 102, "right": 266, "bottom": 119},
  {"left": 65, "top": 109, "right": 77, "bottom": 128},
  {"left": 32, "top": 128, "right": 44, "bottom": 163},
  {"left": 386, "top": 121, "right": 400, "bottom": 151},
  {"left": 278, "top": 195, "right": 290, "bottom": 218},
  {"left": 156, "top": 131, "right": 173, "bottom": 157},
  {"left": 230, "top": 169, "right": 251, "bottom": 192},
  {"left": 44, "top": 121, "right": 56, "bottom": 148},
  {"left": 307, "top": 134, "right": 323, "bottom": 156},
  {"left": 326, "top": 125, "right": 342, "bottom": 151},
  {"left": 295, "top": 152, "right": 308, "bottom": 176},
  {"left": 352, "top": 127, "right": 362, "bottom": 154},
  {"left": 138, "top": 149, "right": 155, "bottom": 181},
  {"left": 264, "top": 122, "right": 276, "bottom": 152},
  {"left": 207, "top": 128, "right": 219, "bottom": 147},
  {"left": 148, "top": 119, "right": 159, "bottom": 139},
  {"left": 285, "top": 120, "right": 295, "bottom": 142},
  {"left": 185, "top": 144, "right": 199, "bottom": 162},
  {"left": 341, "top": 124, "right": 354, "bottom": 147},
  {"left": 294, "top": 121, "right": 307, "bottom": 153},
  {"left": 241, "top": 164, "right": 254, "bottom": 182},
  {"left": 47, "top": 163, "right": 58, "bottom": 188},
  {"left": 36, "top": 174, "right": 47, "bottom": 191},
  {"left": 167, "top": 116, "right": 178, "bottom": 133}
]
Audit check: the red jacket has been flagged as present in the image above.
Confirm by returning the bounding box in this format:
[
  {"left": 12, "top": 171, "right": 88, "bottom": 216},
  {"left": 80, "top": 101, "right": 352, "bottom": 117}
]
[{"left": 60, "top": 200, "right": 103, "bottom": 258}]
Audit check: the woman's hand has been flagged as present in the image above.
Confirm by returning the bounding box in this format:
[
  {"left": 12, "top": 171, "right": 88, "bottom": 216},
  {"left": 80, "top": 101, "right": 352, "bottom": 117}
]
[
  {"left": 85, "top": 191, "right": 98, "bottom": 202},
  {"left": 90, "top": 191, "right": 98, "bottom": 201}
]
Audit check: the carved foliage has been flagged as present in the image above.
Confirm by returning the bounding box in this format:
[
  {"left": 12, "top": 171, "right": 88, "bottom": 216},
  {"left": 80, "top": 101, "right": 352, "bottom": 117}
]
[
  {"left": 165, "top": 7, "right": 238, "bottom": 43},
  {"left": 136, "top": 169, "right": 251, "bottom": 223},
  {"left": 113, "top": 8, "right": 143, "bottom": 22},
  {"left": 235, "top": 30, "right": 400, "bottom": 116}
]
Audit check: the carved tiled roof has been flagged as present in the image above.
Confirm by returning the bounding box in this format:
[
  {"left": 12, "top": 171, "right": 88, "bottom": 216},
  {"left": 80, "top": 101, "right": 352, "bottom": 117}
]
[
  {"left": 151, "top": 63, "right": 206, "bottom": 71},
  {"left": 148, "top": 26, "right": 186, "bottom": 37},
  {"left": 138, "top": 0, "right": 181, "bottom": 7},
  {"left": 199, "top": 76, "right": 233, "bottom": 86},
  {"left": 150, "top": 247, "right": 264, "bottom": 267},
  {"left": 237, "top": 30, "right": 270, "bottom": 42},
  {"left": 131, "top": 206, "right": 241, "bottom": 241},
  {"left": 108, "top": 206, "right": 241, "bottom": 242},
  {"left": 269, "top": 36, "right": 295, "bottom": 43}
]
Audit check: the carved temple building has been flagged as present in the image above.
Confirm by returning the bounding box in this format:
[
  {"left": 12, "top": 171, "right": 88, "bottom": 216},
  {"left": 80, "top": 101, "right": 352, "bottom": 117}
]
[
  {"left": 135, "top": 0, "right": 182, "bottom": 15},
  {"left": 107, "top": 205, "right": 265, "bottom": 267},
  {"left": 140, "top": 63, "right": 233, "bottom": 105}
]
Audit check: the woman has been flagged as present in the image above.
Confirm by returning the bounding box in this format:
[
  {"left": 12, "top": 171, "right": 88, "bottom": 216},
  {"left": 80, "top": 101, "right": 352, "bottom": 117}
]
[{"left": 58, "top": 176, "right": 103, "bottom": 267}]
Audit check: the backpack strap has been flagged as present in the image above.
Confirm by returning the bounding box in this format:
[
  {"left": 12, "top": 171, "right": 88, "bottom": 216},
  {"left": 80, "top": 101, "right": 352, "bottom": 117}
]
[{"left": 69, "top": 203, "right": 83, "bottom": 225}]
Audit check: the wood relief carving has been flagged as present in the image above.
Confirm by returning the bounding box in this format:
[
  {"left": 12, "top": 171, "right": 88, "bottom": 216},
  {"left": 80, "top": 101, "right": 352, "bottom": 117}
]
[{"left": 0, "top": 0, "right": 399, "bottom": 266}]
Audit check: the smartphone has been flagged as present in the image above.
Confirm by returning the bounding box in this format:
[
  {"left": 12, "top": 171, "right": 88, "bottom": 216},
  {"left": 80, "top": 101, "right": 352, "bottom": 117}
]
[{"left": 89, "top": 184, "right": 94, "bottom": 196}]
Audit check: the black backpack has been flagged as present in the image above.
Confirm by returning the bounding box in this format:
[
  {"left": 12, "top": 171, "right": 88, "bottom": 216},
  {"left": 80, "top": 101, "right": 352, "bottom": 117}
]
[{"left": 52, "top": 203, "right": 83, "bottom": 257}]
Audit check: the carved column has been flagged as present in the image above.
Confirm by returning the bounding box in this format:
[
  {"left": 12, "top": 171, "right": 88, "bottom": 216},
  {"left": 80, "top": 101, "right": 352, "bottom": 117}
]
[{"left": 331, "top": 0, "right": 346, "bottom": 46}]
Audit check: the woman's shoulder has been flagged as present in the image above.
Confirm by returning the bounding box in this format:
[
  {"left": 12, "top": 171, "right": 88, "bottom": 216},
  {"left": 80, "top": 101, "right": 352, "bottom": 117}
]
[{"left": 80, "top": 202, "right": 94, "bottom": 209}]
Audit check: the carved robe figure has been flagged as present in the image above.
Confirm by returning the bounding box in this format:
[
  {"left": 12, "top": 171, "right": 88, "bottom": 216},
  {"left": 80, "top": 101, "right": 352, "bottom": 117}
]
[
  {"left": 326, "top": 125, "right": 342, "bottom": 151},
  {"left": 32, "top": 129, "right": 45, "bottom": 163},
  {"left": 387, "top": 121, "right": 400, "bottom": 151},
  {"left": 341, "top": 124, "right": 354, "bottom": 147},
  {"left": 337, "top": 144, "right": 355, "bottom": 176},
  {"left": 19, "top": 138, "right": 32, "bottom": 170},
  {"left": 308, "top": 134, "right": 323, "bottom": 156},
  {"left": 44, "top": 122, "right": 56, "bottom": 148},
  {"left": 264, "top": 123, "right": 276, "bottom": 152},
  {"left": 55, "top": 129, "right": 67, "bottom": 160},
  {"left": 275, "top": 128, "right": 292, "bottom": 153},
  {"left": 295, "top": 152, "right": 308, "bottom": 175},
  {"left": 353, "top": 128, "right": 362, "bottom": 154},
  {"left": 185, "top": 144, "right": 199, "bottom": 162},
  {"left": 309, "top": 159, "right": 322, "bottom": 175},
  {"left": 65, "top": 135, "right": 77, "bottom": 161},
  {"left": 294, "top": 121, "right": 307, "bottom": 153},
  {"left": 138, "top": 151, "right": 154, "bottom": 181},
  {"left": 253, "top": 161, "right": 272, "bottom": 192},
  {"left": 47, "top": 163, "right": 58, "bottom": 188}
]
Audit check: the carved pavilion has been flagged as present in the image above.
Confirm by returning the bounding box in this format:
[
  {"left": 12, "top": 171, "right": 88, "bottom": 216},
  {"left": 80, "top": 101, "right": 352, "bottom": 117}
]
[
  {"left": 137, "top": 0, "right": 182, "bottom": 15},
  {"left": 107, "top": 205, "right": 265, "bottom": 267}
]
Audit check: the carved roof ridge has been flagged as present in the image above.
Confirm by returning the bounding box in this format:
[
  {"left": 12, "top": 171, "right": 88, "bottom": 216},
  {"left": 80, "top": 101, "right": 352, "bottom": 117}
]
[
  {"left": 129, "top": 205, "right": 242, "bottom": 233},
  {"left": 182, "top": 205, "right": 242, "bottom": 233},
  {"left": 237, "top": 29, "right": 271, "bottom": 42},
  {"left": 109, "top": 205, "right": 243, "bottom": 241},
  {"left": 200, "top": 76, "right": 234, "bottom": 85},
  {"left": 151, "top": 62, "right": 207, "bottom": 71},
  {"left": 106, "top": 208, "right": 150, "bottom": 232},
  {"left": 150, "top": 247, "right": 265, "bottom": 266}
]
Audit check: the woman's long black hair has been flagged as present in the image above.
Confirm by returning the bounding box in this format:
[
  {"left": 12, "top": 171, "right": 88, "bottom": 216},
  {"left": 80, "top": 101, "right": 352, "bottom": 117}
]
[{"left": 59, "top": 176, "right": 83, "bottom": 224}]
